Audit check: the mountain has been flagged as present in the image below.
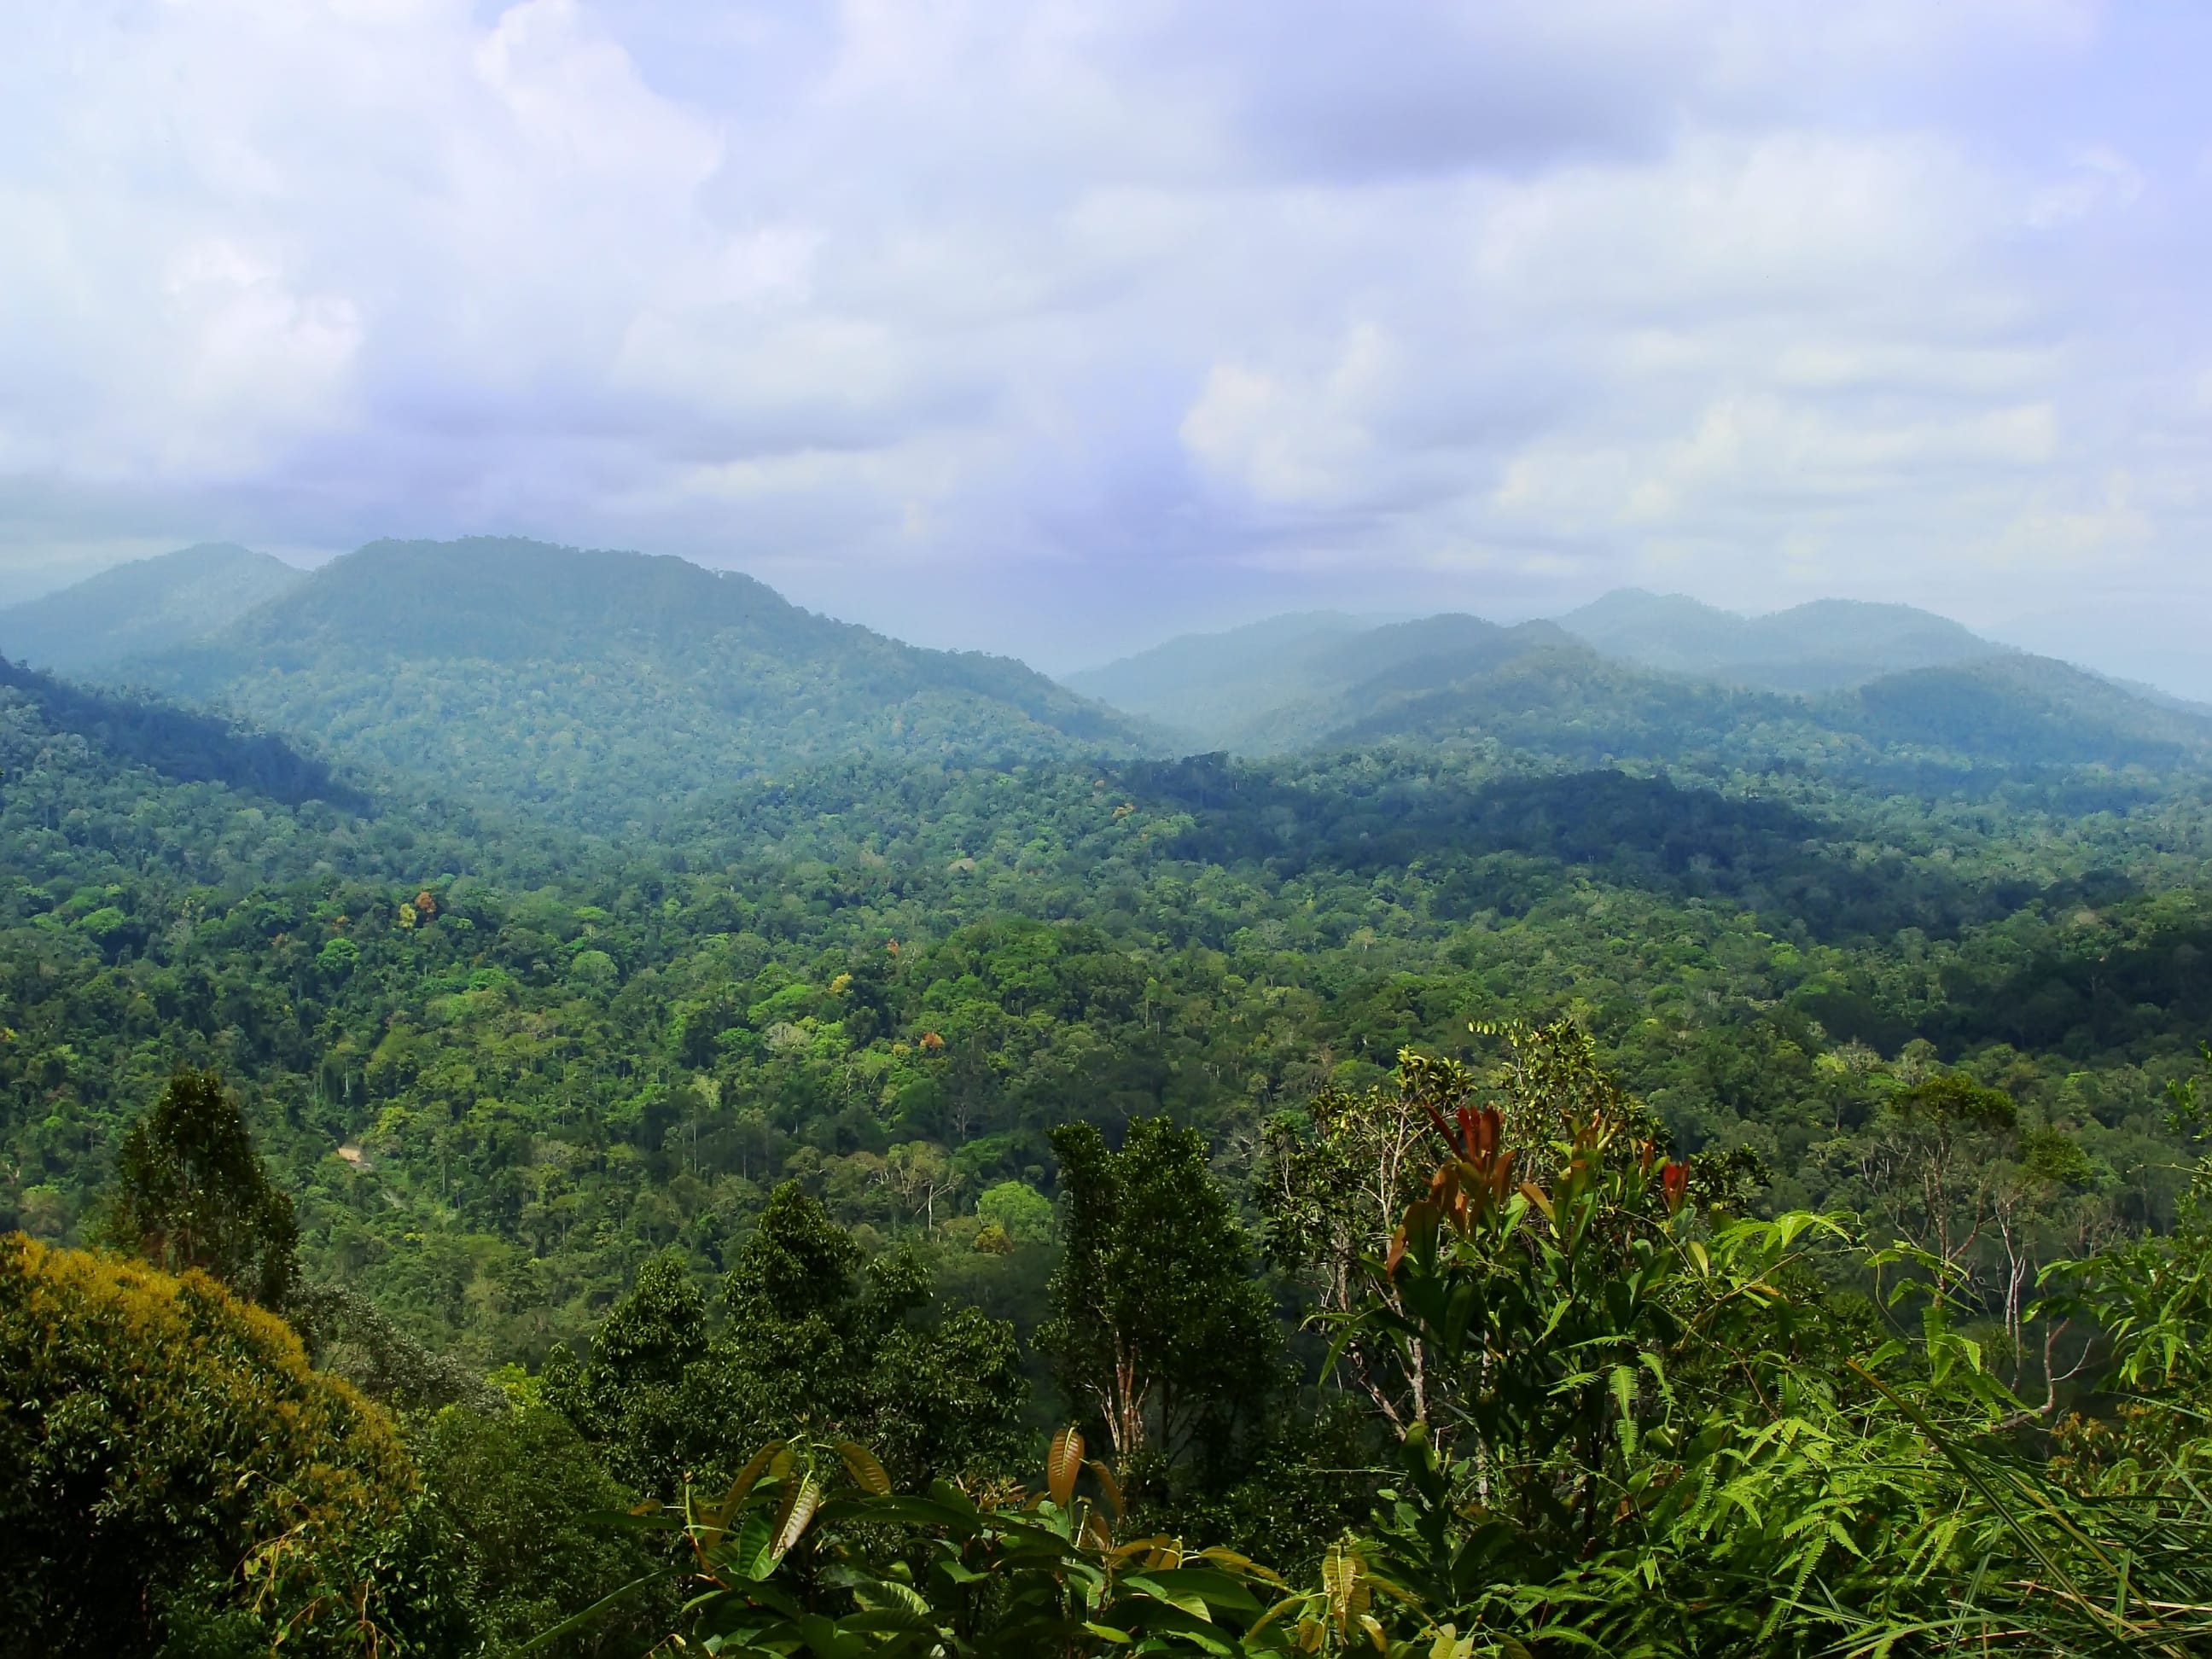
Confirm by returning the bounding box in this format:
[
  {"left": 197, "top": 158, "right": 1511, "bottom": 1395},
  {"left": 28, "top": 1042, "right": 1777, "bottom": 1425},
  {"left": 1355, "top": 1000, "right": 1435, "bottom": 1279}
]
[
  {"left": 1555, "top": 590, "right": 2003, "bottom": 694},
  {"left": 1221, "top": 617, "right": 1578, "bottom": 753},
  {"left": 1063, "top": 593, "right": 2209, "bottom": 779},
  {"left": 1063, "top": 612, "right": 1568, "bottom": 751},
  {"left": 1842, "top": 654, "right": 2212, "bottom": 771},
  {"left": 1322, "top": 637, "right": 2212, "bottom": 777},
  {"left": 1068, "top": 591, "right": 2007, "bottom": 748},
  {"left": 0, "top": 543, "right": 305, "bottom": 674},
  {"left": 0, "top": 654, "right": 363, "bottom": 812},
  {"left": 1323, "top": 637, "right": 1796, "bottom": 764},
  {"left": 133, "top": 537, "right": 1142, "bottom": 827},
  {"left": 1063, "top": 613, "right": 1376, "bottom": 741}
]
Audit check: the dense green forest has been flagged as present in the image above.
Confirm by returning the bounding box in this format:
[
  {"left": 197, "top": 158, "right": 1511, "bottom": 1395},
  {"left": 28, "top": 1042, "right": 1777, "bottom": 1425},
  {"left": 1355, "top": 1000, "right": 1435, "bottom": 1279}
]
[{"left": 6, "top": 538, "right": 2212, "bottom": 1653}]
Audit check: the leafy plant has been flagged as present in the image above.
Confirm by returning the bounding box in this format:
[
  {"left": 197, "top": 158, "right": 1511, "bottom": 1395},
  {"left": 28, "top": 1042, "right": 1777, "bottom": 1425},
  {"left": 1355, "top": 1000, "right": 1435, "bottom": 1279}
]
[{"left": 539, "top": 1427, "right": 1414, "bottom": 1657}]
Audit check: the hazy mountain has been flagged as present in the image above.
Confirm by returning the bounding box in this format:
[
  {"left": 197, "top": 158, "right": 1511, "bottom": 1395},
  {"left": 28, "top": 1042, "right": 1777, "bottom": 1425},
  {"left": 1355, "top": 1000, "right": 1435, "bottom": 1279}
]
[
  {"left": 0, "top": 543, "right": 304, "bottom": 674},
  {"left": 1555, "top": 590, "right": 2004, "bottom": 694},
  {"left": 1063, "top": 612, "right": 1373, "bottom": 740},
  {"left": 1068, "top": 591, "right": 2007, "bottom": 747},
  {"left": 1064, "top": 611, "right": 1566, "bottom": 751},
  {"left": 1324, "top": 638, "right": 2212, "bottom": 776},
  {"left": 1222, "top": 617, "right": 1577, "bottom": 753},
  {"left": 1322, "top": 637, "right": 1795, "bottom": 764},
  {"left": 1842, "top": 655, "right": 2212, "bottom": 771},
  {"left": 134, "top": 537, "right": 1141, "bottom": 827},
  {"left": 1557, "top": 592, "right": 2008, "bottom": 694},
  {"left": 1059, "top": 592, "right": 2206, "bottom": 777}
]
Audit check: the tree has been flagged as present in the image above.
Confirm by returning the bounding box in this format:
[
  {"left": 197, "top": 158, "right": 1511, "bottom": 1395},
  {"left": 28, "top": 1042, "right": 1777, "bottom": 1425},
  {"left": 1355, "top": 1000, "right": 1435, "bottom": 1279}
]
[
  {"left": 101, "top": 1068, "right": 298, "bottom": 1310},
  {"left": 1258, "top": 1023, "right": 1688, "bottom": 1441},
  {"left": 1845, "top": 1069, "right": 2019, "bottom": 1308},
  {"left": 545, "top": 1428, "right": 1324, "bottom": 1658},
  {"left": 544, "top": 1250, "right": 708, "bottom": 1494},
  {"left": 1040, "top": 1117, "right": 1278, "bottom": 1473},
  {"left": 976, "top": 1179, "right": 1056, "bottom": 1245},
  {"left": 0, "top": 1235, "right": 460, "bottom": 1656},
  {"left": 1256, "top": 1050, "right": 1452, "bottom": 1435},
  {"left": 415, "top": 1393, "right": 675, "bottom": 1657},
  {"left": 550, "top": 1183, "right": 1027, "bottom": 1496},
  {"left": 882, "top": 1138, "right": 961, "bottom": 1236}
]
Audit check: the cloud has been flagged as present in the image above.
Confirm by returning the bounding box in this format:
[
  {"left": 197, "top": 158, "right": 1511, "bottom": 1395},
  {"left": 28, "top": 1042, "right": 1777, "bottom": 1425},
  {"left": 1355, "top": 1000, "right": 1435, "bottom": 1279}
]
[{"left": 0, "top": 0, "right": 2208, "bottom": 680}]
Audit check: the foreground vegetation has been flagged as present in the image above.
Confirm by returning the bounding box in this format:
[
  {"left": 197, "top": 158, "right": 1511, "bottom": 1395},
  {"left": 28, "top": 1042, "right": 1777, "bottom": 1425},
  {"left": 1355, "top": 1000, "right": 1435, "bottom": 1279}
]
[{"left": 9, "top": 1032, "right": 2212, "bottom": 1654}]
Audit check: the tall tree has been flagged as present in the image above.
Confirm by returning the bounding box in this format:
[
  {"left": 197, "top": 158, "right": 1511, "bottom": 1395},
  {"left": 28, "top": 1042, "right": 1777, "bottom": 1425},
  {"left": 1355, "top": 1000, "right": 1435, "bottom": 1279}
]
[
  {"left": 1040, "top": 1116, "right": 1278, "bottom": 1473},
  {"left": 100, "top": 1068, "right": 298, "bottom": 1310},
  {"left": 550, "top": 1183, "right": 1027, "bottom": 1495}
]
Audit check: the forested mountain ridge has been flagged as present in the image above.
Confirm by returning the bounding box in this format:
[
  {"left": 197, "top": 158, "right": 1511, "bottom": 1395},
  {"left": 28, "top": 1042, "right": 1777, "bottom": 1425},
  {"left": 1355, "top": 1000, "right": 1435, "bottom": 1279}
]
[
  {"left": 1072, "top": 591, "right": 2061, "bottom": 750},
  {"left": 1330, "top": 640, "right": 2212, "bottom": 777},
  {"left": 0, "top": 541, "right": 304, "bottom": 673},
  {"left": 0, "top": 654, "right": 364, "bottom": 812},
  {"left": 126, "top": 537, "right": 1144, "bottom": 829},
  {"left": 1062, "top": 611, "right": 1380, "bottom": 741},
  {"left": 1068, "top": 601, "right": 2210, "bottom": 779},
  {"left": 1212, "top": 619, "right": 1573, "bottom": 754},
  {"left": 1067, "top": 613, "right": 1571, "bottom": 752},
  {"left": 1554, "top": 587, "right": 2005, "bottom": 693}
]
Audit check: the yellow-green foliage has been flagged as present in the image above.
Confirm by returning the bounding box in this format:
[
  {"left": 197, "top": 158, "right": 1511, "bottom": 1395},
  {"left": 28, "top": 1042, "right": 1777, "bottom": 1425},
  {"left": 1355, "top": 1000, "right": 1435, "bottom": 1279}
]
[{"left": 0, "top": 1232, "right": 416, "bottom": 1652}]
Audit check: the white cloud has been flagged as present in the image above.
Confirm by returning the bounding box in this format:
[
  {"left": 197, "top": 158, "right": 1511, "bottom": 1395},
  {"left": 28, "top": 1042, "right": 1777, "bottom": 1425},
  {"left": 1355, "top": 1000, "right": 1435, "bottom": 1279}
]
[
  {"left": 1180, "top": 324, "right": 1398, "bottom": 509},
  {"left": 0, "top": 0, "right": 2207, "bottom": 673}
]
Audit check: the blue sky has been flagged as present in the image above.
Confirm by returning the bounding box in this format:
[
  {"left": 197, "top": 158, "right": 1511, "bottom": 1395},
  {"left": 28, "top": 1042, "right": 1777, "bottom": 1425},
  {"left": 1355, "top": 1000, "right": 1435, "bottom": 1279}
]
[{"left": 3, "top": 2, "right": 2209, "bottom": 688}]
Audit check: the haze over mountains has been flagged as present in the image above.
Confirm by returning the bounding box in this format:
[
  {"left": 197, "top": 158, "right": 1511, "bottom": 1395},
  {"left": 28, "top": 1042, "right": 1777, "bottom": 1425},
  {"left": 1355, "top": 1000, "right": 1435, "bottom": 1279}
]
[
  {"left": 124, "top": 538, "right": 1141, "bottom": 828},
  {"left": 1065, "top": 597, "right": 2212, "bottom": 774},
  {"left": 1071, "top": 591, "right": 2015, "bottom": 742},
  {"left": 1553, "top": 591, "right": 2004, "bottom": 693},
  {"left": 3, "top": 538, "right": 2207, "bottom": 839},
  {"left": 0, "top": 542, "right": 302, "bottom": 673}
]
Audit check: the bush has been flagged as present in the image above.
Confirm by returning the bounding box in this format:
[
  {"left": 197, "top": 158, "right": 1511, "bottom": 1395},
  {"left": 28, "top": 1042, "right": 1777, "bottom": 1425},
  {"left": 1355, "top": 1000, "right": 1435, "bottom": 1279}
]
[
  {"left": 415, "top": 1396, "right": 675, "bottom": 1655},
  {"left": 0, "top": 1234, "right": 458, "bottom": 1655}
]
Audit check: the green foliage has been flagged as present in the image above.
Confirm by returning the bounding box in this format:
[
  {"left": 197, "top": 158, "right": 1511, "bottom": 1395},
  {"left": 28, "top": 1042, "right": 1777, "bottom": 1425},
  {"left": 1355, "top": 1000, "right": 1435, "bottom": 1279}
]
[
  {"left": 553, "top": 1185, "right": 1028, "bottom": 1496},
  {"left": 139, "top": 537, "right": 1140, "bottom": 830},
  {"left": 557, "top": 1428, "right": 1321, "bottom": 1657},
  {"left": 6, "top": 672, "right": 2206, "bottom": 1369},
  {"left": 0, "top": 652, "right": 361, "bottom": 808},
  {"left": 294, "top": 1280, "right": 508, "bottom": 1413},
  {"left": 100, "top": 1067, "right": 300, "bottom": 1309},
  {"left": 14, "top": 540, "right": 2212, "bottom": 1653},
  {"left": 976, "top": 1179, "right": 1055, "bottom": 1244},
  {"left": 0, "top": 541, "right": 303, "bottom": 674},
  {"left": 1042, "top": 1117, "right": 1279, "bottom": 1472},
  {"left": 0, "top": 1235, "right": 451, "bottom": 1656},
  {"left": 413, "top": 1395, "right": 674, "bottom": 1656}
]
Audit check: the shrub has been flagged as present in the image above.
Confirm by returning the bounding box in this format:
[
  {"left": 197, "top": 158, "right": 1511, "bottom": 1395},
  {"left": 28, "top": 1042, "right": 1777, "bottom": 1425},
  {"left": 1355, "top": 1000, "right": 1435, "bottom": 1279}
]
[{"left": 0, "top": 1234, "right": 455, "bottom": 1655}]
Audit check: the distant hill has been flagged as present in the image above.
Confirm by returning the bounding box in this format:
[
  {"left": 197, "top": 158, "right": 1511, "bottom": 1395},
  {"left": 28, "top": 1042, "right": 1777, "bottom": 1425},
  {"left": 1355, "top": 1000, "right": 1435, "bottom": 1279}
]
[
  {"left": 132, "top": 537, "right": 1141, "bottom": 828},
  {"left": 0, "top": 654, "right": 363, "bottom": 812},
  {"left": 1555, "top": 590, "right": 2003, "bottom": 694},
  {"left": 1222, "top": 617, "right": 1578, "bottom": 753},
  {"left": 1321, "top": 637, "right": 2212, "bottom": 777},
  {"left": 1075, "top": 593, "right": 2136, "bottom": 768},
  {"left": 1064, "top": 613, "right": 1373, "bottom": 742},
  {"left": 1842, "top": 655, "right": 2212, "bottom": 771},
  {"left": 0, "top": 544, "right": 304, "bottom": 674},
  {"left": 1323, "top": 637, "right": 1796, "bottom": 764},
  {"left": 1064, "top": 612, "right": 1568, "bottom": 751}
]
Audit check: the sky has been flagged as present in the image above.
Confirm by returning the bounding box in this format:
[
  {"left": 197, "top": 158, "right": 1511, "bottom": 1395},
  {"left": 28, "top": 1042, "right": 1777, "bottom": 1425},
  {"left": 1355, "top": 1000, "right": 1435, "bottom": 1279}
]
[{"left": 3, "top": 2, "right": 2209, "bottom": 688}]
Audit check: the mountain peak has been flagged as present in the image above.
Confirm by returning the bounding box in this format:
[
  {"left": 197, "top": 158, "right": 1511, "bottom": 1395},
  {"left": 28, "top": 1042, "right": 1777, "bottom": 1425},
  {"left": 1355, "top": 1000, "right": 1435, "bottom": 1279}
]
[
  {"left": 0, "top": 542, "right": 303, "bottom": 673},
  {"left": 1555, "top": 588, "right": 2000, "bottom": 695},
  {"left": 128, "top": 535, "right": 1138, "bottom": 830}
]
